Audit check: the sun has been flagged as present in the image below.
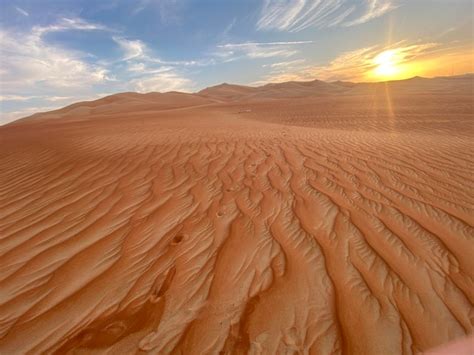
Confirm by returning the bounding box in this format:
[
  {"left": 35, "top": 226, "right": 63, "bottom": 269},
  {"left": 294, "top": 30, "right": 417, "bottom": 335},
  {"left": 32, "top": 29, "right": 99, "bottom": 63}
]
[
  {"left": 370, "top": 48, "right": 426, "bottom": 81},
  {"left": 372, "top": 49, "right": 405, "bottom": 79}
]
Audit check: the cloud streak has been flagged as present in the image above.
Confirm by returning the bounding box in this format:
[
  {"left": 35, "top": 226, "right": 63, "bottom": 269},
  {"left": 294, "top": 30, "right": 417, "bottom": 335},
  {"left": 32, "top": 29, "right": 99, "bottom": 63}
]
[
  {"left": 111, "top": 36, "right": 196, "bottom": 93},
  {"left": 113, "top": 37, "right": 147, "bottom": 60},
  {"left": 0, "top": 95, "right": 38, "bottom": 102},
  {"left": 131, "top": 72, "right": 194, "bottom": 93},
  {"left": 257, "top": 0, "right": 397, "bottom": 32},
  {"left": 32, "top": 17, "right": 109, "bottom": 37},
  {"left": 15, "top": 6, "right": 29, "bottom": 17},
  {"left": 215, "top": 41, "right": 314, "bottom": 60}
]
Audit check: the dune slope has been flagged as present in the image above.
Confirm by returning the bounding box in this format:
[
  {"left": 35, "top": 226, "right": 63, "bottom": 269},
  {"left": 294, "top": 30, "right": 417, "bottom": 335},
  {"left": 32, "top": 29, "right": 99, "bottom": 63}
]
[{"left": 0, "top": 77, "right": 473, "bottom": 354}]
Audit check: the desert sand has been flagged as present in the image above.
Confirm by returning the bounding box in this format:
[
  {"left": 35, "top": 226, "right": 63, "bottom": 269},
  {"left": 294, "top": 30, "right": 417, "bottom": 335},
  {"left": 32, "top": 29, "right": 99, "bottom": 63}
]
[{"left": 0, "top": 75, "right": 473, "bottom": 354}]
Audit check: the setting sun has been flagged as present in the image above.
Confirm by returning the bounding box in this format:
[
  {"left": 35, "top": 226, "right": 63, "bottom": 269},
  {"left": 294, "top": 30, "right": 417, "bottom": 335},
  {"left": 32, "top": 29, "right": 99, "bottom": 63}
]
[{"left": 373, "top": 49, "right": 402, "bottom": 79}]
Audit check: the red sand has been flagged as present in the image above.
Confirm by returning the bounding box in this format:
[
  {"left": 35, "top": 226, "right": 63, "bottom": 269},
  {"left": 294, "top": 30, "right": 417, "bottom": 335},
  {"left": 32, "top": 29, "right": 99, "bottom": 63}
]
[{"left": 0, "top": 76, "right": 473, "bottom": 354}]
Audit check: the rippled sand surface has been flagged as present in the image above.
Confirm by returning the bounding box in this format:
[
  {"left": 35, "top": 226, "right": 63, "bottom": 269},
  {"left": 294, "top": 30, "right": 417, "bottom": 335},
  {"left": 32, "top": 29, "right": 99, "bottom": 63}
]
[{"left": 0, "top": 77, "right": 473, "bottom": 354}]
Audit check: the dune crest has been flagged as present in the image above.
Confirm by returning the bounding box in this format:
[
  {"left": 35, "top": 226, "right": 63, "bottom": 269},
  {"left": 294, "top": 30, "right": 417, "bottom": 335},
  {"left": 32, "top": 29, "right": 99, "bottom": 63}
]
[{"left": 0, "top": 76, "right": 473, "bottom": 354}]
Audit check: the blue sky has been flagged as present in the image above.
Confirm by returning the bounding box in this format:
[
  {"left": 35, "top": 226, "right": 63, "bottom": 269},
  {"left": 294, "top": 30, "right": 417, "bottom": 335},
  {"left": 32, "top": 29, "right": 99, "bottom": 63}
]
[{"left": 0, "top": 0, "right": 472, "bottom": 124}]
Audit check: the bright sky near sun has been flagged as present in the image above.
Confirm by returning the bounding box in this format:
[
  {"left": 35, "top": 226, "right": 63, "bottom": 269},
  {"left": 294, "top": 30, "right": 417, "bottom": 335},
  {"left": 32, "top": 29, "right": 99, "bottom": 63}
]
[{"left": 0, "top": 0, "right": 473, "bottom": 124}]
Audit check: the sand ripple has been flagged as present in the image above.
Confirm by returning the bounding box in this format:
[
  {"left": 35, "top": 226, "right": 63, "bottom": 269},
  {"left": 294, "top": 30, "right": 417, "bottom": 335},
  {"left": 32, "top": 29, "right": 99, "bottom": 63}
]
[{"left": 0, "top": 85, "right": 473, "bottom": 354}]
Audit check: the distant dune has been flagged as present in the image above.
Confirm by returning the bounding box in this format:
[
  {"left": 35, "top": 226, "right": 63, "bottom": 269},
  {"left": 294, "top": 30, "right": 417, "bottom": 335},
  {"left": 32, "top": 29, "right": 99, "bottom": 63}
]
[{"left": 0, "top": 75, "right": 473, "bottom": 354}]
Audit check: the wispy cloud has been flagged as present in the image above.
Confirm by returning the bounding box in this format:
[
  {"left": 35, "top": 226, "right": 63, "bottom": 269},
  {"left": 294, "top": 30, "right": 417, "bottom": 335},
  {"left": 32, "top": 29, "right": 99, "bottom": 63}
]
[
  {"left": 222, "top": 18, "right": 237, "bottom": 38},
  {"left": 262, "top": 59, "right": 306, "bottom": 69},
  {"left": 0, "top": 94, "right": 77, "bottom": 103},
  {"left": 215, "top": 41, "right": 314, "bottom": 60},
  {"left": 0, "top": 95, "right": 38, "bottom": 102},
  {"left": 15, "top": 6, "right": 29, "bottom": 17},
  {"left": 46, "top": 96, "right": 76, "bottom": 102},
  {"left": 113, "top": 37, "right": 147, "bottom": 60},
  {"left": 257, "top": 0, "right": 397, "bottom": 32},
  {"left": 131, "top": 72, "right": 194, "bottom": 93},
  {"left": 344, "top": 0, "right": 395, "bottom": 26},
  {"left": 111, "top": 37, "right": 195, "bottom": 93},
  {"left": 219, "top": 41, "right": 314, "bottom": 47},
  {"left": 112, "top": 35, "right": 211, "bottom": 68},
  {"left": 32, "top": 17, "right": 109, "bottom": 37}
]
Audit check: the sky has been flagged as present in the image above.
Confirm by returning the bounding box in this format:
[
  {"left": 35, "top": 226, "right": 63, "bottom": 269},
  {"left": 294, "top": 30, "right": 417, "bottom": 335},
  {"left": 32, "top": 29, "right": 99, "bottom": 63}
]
[{"left": 0, "top": 0, "right": 473, "bottom": 124}]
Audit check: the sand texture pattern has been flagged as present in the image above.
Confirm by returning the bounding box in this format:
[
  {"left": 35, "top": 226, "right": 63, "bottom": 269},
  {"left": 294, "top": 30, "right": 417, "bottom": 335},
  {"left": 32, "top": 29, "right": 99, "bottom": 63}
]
[{"left": 0, "top": 76, "right": 473, "bottom": 354}]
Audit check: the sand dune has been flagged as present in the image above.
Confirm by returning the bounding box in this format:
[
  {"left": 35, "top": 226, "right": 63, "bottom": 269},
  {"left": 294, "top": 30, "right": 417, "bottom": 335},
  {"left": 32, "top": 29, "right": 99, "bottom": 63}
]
[
  {"left": 13, "top": 92, "right": 217, "bottom": 126},
  {"left": 198, "top": 75, "right": 474, "bottom": 102},
  {"left": 0, "top": 76, "right": 473, "bottom": 354}
]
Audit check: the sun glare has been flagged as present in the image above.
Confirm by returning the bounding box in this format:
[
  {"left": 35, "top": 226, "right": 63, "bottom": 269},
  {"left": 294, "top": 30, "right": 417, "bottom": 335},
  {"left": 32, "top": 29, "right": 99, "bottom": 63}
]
[{"left": 373, "top": 50, "right": 401, "bottom": 79}]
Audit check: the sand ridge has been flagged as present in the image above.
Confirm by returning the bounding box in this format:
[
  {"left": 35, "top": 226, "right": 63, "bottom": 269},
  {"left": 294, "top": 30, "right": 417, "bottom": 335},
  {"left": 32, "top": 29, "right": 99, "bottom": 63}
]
[{"left": 0, "top": 76, "right": 473, "bottom": 354}]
